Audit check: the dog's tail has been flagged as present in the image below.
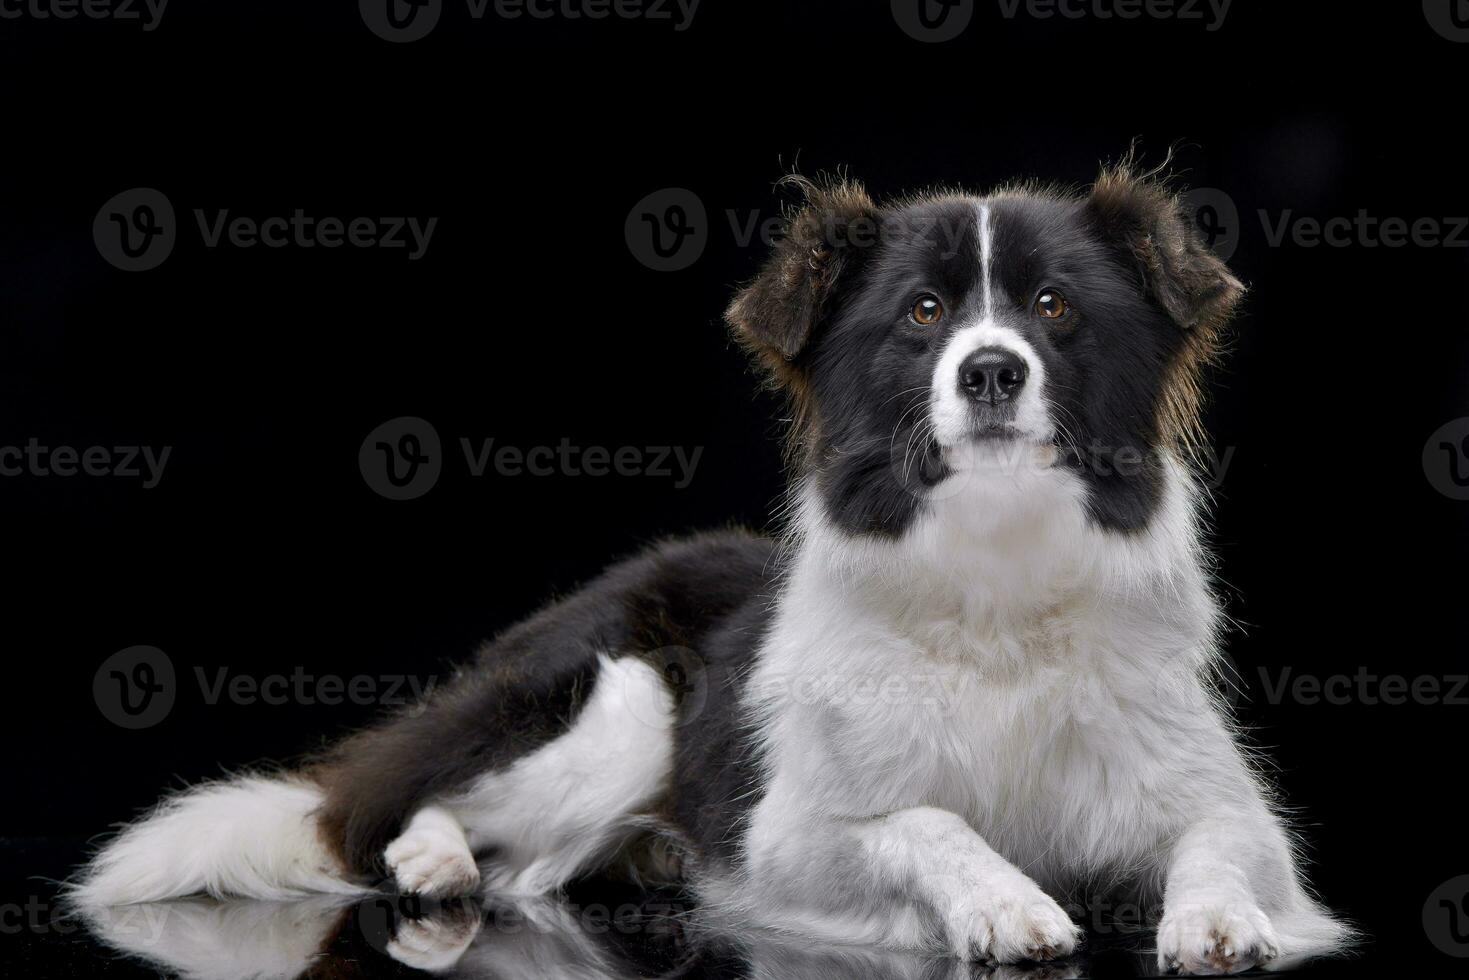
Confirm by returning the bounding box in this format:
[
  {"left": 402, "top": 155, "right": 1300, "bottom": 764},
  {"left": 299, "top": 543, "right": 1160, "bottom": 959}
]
[{"left": 70, "top": 775, "right": 369, "bottom": 907}]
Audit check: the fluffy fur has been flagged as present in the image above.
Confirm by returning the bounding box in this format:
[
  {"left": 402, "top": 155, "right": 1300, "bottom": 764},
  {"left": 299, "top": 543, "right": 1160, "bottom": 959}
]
[{"left": 73, "top": 158, "right": 1352, "bottom": 975}]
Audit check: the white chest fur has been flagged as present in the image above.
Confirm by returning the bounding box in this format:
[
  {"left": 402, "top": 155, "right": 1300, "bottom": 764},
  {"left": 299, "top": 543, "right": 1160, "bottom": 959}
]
[{"left": 746, "top": 456, "right": 1240, "bottom": 893}]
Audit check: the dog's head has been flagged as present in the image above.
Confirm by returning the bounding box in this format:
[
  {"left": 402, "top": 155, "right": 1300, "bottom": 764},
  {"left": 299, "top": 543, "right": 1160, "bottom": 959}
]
[{"left": 726, "top": 162, "right": 1243, "bottom": 537}]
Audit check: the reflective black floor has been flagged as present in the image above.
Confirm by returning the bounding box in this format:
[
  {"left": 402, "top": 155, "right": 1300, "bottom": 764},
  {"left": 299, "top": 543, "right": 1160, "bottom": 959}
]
[{"left": 3, "top": 840, "right": 1358, "bottom": 979}]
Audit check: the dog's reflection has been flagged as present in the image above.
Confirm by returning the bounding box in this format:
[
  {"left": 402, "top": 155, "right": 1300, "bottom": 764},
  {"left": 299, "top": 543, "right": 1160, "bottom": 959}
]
[
  {"left": 78, "top": 890, "right": 1088, "bottom": 980},
  {"left": 77, "top": 894, "right": 358, "bottom": 980}
]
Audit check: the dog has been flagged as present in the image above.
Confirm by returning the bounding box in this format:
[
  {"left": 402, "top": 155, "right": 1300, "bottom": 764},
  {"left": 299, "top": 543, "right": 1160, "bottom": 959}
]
[{"left": 74, "top": 158, "right": 1352, "bottom": 975}]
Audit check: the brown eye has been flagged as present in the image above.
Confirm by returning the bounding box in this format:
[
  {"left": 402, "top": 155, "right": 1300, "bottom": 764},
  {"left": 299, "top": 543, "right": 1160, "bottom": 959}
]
[
  {"left": 912, "top": 295, "right": 943, "bottom": 325},
  {"left": 1035, "top": 290, "right": 1069, "bottom": 319}
]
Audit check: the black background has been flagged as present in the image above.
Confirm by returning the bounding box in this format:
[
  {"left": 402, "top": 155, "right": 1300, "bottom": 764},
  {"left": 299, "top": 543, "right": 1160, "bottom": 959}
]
[{"left": 2, "top": 1, "right": 1468, "bottom": 976}]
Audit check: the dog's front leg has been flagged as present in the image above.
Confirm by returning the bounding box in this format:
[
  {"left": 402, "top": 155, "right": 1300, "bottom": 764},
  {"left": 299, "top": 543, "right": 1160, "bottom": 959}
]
[
  {"left": 1157, "top": 813, "right": 1284, "bottom": 975},
  {"left": 750, "top": 805, "right": 1079, "bottom": 963}
]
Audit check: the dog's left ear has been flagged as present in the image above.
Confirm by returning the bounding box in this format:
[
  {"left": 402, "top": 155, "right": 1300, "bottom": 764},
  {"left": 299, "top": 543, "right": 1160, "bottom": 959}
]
[{"left": 1088, "top": 165, "right": 1245, "bottom": 332}]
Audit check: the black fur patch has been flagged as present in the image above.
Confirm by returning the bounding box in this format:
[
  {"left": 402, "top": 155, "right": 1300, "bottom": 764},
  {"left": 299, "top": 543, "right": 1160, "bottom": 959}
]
[
  {"left": 805, "top": 195, "right": 983, "bottom": 536},
  {"left": 662, "top": 592, "right": 775, "bottom": 866},
  {"left": 312, "top": 531, "right": 777, "bottom": 879}
]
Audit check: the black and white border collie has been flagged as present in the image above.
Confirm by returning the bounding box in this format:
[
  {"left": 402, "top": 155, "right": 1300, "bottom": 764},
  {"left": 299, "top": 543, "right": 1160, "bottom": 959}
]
[{"left": 75, "top": 160, "right": 1352, "bottom": 975}]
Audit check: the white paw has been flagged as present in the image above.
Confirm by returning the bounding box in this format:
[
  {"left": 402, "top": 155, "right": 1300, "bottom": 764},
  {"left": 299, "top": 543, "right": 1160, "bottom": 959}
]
[
  {"left": 1157, "top": 900, "right": 1280, "bottom": 975},
  {"left": 386, "top": 911, "right": 482, "bottom": 973},
  {"left": 935, "top": 876, "right": 1081, "bottom": 963},
  {"left": 384, "top": 826, "right": 481, "bottom": 897}
]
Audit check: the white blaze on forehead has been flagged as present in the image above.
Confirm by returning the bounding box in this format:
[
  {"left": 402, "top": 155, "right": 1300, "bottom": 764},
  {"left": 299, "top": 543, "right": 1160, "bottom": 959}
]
[{"left": 978, "top": 201, "right": 995, "bottom": 319}]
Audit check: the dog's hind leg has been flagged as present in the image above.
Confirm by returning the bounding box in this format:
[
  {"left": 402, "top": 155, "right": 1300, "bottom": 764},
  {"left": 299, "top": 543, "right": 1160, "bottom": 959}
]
[
  {"left": 313, "top": 533, "right": 768, "bottom": 894},
  {"left": 440, "top": 654, "right": 677, "bottom": 897}
]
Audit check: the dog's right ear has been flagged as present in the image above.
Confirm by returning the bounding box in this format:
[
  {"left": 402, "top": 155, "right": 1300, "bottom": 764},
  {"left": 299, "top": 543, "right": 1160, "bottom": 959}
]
[{"left": 725, "top": 176, "right": 877, "bottom": 370}]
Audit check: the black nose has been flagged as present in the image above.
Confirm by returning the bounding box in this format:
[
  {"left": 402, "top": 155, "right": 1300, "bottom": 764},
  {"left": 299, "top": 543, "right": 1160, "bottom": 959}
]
[{"left": 958, "top": 347, "right": 1028, "bottom": 403}]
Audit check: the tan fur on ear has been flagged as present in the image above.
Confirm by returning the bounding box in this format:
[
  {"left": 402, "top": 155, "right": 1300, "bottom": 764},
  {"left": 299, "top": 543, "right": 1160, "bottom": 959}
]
[
  {"left": 1089, "top": 158, "right": 1246, "bottom": 454},
  {"left": 725, "top": 174, "right": 878, "bottom": 461},
  {"left": 725, "top": 175, "right": 876, "bottom": 359},
  {"left": 1090, "top": 162, "right": 1245, "bottom": 332}
]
